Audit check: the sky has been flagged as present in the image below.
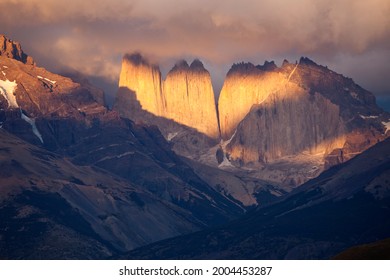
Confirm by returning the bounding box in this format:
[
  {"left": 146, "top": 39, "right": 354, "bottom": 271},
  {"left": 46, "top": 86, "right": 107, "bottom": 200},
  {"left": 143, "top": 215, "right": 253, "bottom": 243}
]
[{"left": 1, "top": 0, "right": 390, "bottom": 108}]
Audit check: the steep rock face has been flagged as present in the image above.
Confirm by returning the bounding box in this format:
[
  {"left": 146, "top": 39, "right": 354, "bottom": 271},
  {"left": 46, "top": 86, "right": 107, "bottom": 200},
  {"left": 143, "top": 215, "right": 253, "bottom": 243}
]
[
  {"left": 0, "top": 34, "right": 34, "bottom": 65},
  {"left": 227, "top": 89, "right": 345, "bottom": 164},
  {"left": 115, "top": 54, "right": 220, "bottom": 139},
  {"left": 118, "top": 53, "right": 164, "bottom": 117},
  {"left": 221, "top": 58, "right": 389, "bottom": 169},
  {"left": 219, "top": 62, "right": 290, "bottom": 140},
  {"left": 163, "top": 59, "right": 219, "bottom": 138}
]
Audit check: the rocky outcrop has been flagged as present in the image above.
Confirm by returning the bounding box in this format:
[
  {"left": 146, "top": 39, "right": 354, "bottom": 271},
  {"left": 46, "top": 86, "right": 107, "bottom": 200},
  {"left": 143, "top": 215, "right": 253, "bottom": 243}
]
[
  {"left": 218, "top": 62, "right": 282, "bottom": 140},
  {"left": 116, "top": 52, "right": 388, "bottom": 187},
  {"left": 163, "top": 59, "right": 219, "bottom": 138},
  {"left": 220, "top": 58, "right": 389, "bottom": 170},
  {"left": 118, "top": 53, "right": 165, "bottom": 117},
  {"left": 226, "top": 89, "right": 346, "bottom": 164},
  {"left": 0, "top": 34, "right": 35, "bottom": 65},
  {"left": 115, "top": 54, "right": 220, "bottom": 139}
]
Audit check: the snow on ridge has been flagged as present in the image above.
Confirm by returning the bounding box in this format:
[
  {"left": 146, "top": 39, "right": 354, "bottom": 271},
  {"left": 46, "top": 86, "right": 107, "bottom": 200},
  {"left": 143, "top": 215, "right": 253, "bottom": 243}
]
[
  {"left": 20, "top": 111, "right": 44, "bottom": 143},
  {"left": 0, "top": 79, "right": 18, "bottom": 108},
  {"left": 1, "top": 71, "right": 5, "bottom": 76},
  {"left": 37, "top": 75, "right": 56, "bottom": 84},
  {"left": 167, "top": 132, "right": 178, "bottom": 141},
  {"left": 221, "top": 129, "right": 237, "bottom": 149},
  {"left": 360, "top": 114, "right": 378, "bottom": 119}
]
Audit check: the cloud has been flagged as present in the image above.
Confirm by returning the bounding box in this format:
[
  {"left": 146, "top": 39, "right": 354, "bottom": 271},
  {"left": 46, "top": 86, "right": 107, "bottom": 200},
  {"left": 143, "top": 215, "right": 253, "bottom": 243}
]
[{"left": 1, "top": 0, "right": 389, "bottom": 99}]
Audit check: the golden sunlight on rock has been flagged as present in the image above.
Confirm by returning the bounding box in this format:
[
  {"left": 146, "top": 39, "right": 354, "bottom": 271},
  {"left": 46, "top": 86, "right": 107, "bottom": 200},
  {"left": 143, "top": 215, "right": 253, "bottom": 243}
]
[
  {"left": 163, "top": 59, "right": 219, "bottom": 139},
  {"left": 117, "top": 54, "right": 220, "bottom": 139},
  {"left": 118, "top": 54, "right": 165, "bottom": 116}
]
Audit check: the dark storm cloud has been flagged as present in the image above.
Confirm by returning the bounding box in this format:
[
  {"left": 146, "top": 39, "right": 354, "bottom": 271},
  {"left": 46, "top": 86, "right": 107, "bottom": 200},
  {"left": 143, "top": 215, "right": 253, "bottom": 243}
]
[{"left": 1, "top": 0, "right": 389, "bottom": 99}]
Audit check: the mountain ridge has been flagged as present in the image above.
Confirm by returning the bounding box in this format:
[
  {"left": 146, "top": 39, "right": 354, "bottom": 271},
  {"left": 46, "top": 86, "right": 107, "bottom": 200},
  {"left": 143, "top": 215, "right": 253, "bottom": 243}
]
[{"left": 116, "top": 52, "right": 389, "bottom": 188}]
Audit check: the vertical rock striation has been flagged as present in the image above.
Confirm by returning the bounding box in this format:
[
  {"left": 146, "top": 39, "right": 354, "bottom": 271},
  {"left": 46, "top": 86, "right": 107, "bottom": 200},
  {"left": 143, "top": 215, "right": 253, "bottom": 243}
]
[
  {"left": 118, "top": 53, "right": 164, "bottom": 117},
  {"left": 115, "top": 54, "right": 220, "bottom": 139},
  {"left": 115, "top": 53, "right": 389, "bottom": 179},
  {"left": 220, "top": 57, "right": 388, "bottom": 167},
  {"left": 163, "top": 59, "right": 219, "bottom": 139}
]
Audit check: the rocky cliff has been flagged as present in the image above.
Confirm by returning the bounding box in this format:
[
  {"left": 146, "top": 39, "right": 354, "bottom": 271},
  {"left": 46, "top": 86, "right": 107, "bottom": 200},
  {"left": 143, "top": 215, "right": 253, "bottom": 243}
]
[
  {"left": 163, "top": 59, "right": 219, "bottom": 138},
  {"left": 115, "top": 54, "right": 220, "bottom": 139},
  {"left": 0, "top": 34, "right": 35, "bottom": 65},
  {"left": 115, "top": 53, "right": 389, "bottom": 187},
  {"left": 118, "top": 53, "right": 165, "bottom": 117},
  {"left": 220, "top": 58, "right": 389, "bottom": 173}
]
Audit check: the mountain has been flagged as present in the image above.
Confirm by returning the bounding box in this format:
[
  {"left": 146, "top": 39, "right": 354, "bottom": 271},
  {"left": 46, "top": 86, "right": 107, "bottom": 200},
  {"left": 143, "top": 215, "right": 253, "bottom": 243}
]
[
  {"left": 115, "top": 54, "right": 389, "bottom": 188},
  {"left": 115, "top": 54, "right": 219, "bottom": 138},
  {"left": 222, "top": 58, "right": 387, "bottom": 165},
  {"left": 219, "top": 58, "right": 389, "bottom": 187},
  {"left": 0, "top": 34, "right": 35, "bottom": 65},
  {"left": 0, "top": 130, "right": 202, "bottom": 259},
  {"left": 0, "top": 36, "right": 254, "bottom": 259},
  {"left": 163, "top": 59, "right": 219, "bottom": 139},
  {"left": 118, "top": 138, "right": 390, "bottom": 259},
  {"left": 2, "top": 35, "right": 389, "bottom": 260},
  {"left": 115, "top": 53, "right": 220, "bottom": 160}
]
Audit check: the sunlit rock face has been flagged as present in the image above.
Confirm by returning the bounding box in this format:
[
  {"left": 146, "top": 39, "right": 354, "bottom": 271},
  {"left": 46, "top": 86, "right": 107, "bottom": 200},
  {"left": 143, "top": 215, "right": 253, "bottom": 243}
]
[
  {"left": 163, "top": 59, "right": 219, "bottom": 139},
  {"left": 118, "top": 53, "right": 165, "bottom": 117},
  {"left": 218, "top": 62, "right": 282, "bottom": 140},
  {"left": 116, "top": 54, "right": 220, "bottom": 139},
  {"left": 221, "top": 57, "right": 388, "bottom": 166},
  {"left": 0, "top": 34, "right": 35, "bottom": 65}
]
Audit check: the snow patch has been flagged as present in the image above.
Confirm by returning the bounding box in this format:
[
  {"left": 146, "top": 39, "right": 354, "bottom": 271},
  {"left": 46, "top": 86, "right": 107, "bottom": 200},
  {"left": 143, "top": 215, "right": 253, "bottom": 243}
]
[
  {"left": 382, "top": 121, "right": 390, "bottom": 133},
  {"left": 0, "top": 79, "right": 18, "bottom": 108},
  {"left": 37, "top": 75, "right": 56, "bottom": 84},
  {"left": 360, "top": 114, "right": 378, "bottom": 119},
  {"left": 21, "top": 111, "right": 44, "bottom": 143},
  {"left": 167, "top": 132, "right": 178, "bottom": 141},
  {"left": 221, "top": 129, "right": 237, "bottom": 149},
  {"left": 286, "top": 61, "right": 299, "bottom": 83},
  {"left": 1, "top": 71, "right": 5, "bottom": 76},
  {"left": 218, "top": 155, "right": 235, "bottom": 168},
  {"left": 44, "top": 77, "right": 56, "bottom": 84},
  {"left": 3, "top": 66, "right": 8, "bottom": 69}
]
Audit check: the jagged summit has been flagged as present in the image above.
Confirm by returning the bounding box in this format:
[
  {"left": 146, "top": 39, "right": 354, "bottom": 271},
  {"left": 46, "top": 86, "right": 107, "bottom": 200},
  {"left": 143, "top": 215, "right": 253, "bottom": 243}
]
[
  {"left": 257, "top": 60, "right": 277, "bottom": 71},
  {"left": 227, "top": 62, "right": 259, "bottom": 76},
  {"left": 282, "top": 59, "right": 290, "bottom": 67},
  {"left": 299, "top": 56, "right": 319, "bottom": 66},
  {"left": 190, "top": 59, "right": 207, "bottom": 72},
  {"left": 170, "top": 59, "right": 189, "bottom": 72},
  {"left": 0, "top": 34, "right": 35, "bottom": 65},
  {"left": 170, "top": 59, "right": 208, "bottom": 73}
]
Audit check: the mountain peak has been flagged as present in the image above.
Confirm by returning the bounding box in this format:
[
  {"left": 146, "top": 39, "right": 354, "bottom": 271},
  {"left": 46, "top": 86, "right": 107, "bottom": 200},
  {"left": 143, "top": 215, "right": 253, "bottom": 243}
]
[
  {"left": 123, "top": 53, "right": 151, "bottom": 66},
  {"left": 171, "top": 60, "right": 190, "bottom": 72},
  {"left": 257, "top": 60, "right": 278, "bottom": 71},
  {"left": 299, "top": 56, "right": 319, "bottom": 66},
  {"left": 189, "top": 59, "right": 207, "bottom": 72},
  {"left": 0, "top": 34, "right": 35, "bottom": 65},
  {"left": 227, "top": 62, "right": 258, "bottom": 76}
]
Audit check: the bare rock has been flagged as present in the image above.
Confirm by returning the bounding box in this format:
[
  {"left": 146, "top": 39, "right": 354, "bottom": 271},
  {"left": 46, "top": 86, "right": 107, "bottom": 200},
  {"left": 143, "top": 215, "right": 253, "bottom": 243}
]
[{"left": 0, "top": 34, "right": 35, "bottom": 65}]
